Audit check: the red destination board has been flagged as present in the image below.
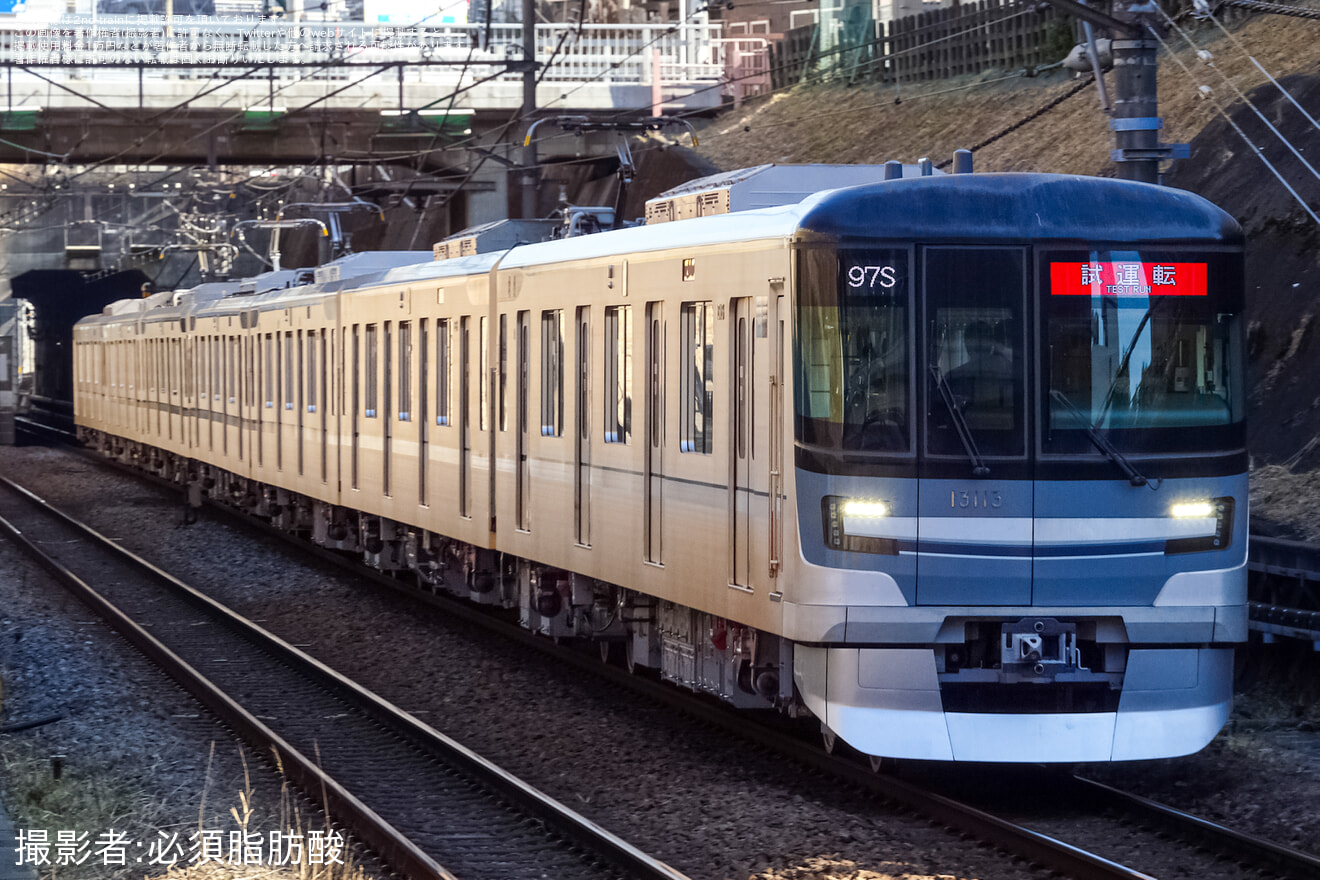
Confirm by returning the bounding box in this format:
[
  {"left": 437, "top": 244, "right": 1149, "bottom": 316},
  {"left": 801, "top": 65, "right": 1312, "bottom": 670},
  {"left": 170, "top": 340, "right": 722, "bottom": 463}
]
[{"left": 1050, "top": 262, "right": 1207, "bottom": 297}]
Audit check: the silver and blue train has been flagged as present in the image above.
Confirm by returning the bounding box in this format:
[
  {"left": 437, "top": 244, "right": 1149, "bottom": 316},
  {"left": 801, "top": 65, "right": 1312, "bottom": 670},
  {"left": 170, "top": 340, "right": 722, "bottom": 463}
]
[{"left": 75, "top": 168, "right": 1247, "bottom": 762}]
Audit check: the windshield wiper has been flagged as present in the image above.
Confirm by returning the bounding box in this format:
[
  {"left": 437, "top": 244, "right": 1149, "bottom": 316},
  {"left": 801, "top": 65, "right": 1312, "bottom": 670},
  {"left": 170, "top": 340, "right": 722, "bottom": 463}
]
[
  {"left": 1049, "top": 390, "right": 1151, "bottom": 487},
  {"left": 930, "top": 364, "right": 990, "bottom": 477}
]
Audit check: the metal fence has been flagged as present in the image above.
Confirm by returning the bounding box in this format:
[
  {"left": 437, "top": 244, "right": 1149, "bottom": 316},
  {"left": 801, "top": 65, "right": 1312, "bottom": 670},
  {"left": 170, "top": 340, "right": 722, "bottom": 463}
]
[
  {"left": 768, "top": 0, "right": 1068, "bottom": 90},
  {"left": 0, "top": 17, "right": 726, "bottom": 85}
]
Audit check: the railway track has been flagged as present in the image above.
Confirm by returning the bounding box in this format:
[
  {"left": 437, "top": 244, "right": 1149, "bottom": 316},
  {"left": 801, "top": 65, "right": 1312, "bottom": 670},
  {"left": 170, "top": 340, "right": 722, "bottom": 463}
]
[
  {"left": 11, "top": 438, "right": 1320, "bottom": 879},
  {"left": 14, "top": 396, "right": 77, "bottom": 443},
  {"left": 1247, "top": 534, "right": 1320, "bottom": 646},
  {"left": 1064, "top": 775, "right": 1320, "bottom": 879},
  {"left": 0, "top": 471, "right": 690, "bottom": 880},
  {"left": 159, "top": 465, "right": 1320, "bottom": 880}
]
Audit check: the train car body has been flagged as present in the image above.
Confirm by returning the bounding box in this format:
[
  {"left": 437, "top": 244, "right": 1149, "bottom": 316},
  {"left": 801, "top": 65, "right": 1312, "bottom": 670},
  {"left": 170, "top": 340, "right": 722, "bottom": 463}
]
[{"left": 74, "top": 172, "right": 1248, "bottom": 763}]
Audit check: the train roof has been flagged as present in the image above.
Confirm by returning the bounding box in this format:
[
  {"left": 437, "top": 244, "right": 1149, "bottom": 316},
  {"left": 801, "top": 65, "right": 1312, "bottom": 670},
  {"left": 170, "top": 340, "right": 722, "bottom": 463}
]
[
  {"left": 486, "top": 173, "right": 1242, "bottom": 272},
  {"left": 796, "top": 173, "right": 1243, "bottom": 245},
  {"left": 77, "top": 174, "right": 1242, "bottom": 328}
]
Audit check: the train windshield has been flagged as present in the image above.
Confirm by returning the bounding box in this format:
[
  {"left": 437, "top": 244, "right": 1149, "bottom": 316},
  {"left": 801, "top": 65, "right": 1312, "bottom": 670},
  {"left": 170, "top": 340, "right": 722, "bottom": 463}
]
[
  {"left": 925, "top": 247, "right": 1027, "bottom": 458},
  {"left": 795, "top": 246, "right": 910, "bottom": 452},
  {"left": 1042, "top": 250, "right": 1245, "bottom": 455}
]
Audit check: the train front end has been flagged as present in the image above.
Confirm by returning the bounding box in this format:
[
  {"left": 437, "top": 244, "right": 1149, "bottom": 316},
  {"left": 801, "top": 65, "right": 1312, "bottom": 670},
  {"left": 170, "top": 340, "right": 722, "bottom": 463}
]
[{"left": 786, "top": 174, "right": 1246, "bottom": 762}]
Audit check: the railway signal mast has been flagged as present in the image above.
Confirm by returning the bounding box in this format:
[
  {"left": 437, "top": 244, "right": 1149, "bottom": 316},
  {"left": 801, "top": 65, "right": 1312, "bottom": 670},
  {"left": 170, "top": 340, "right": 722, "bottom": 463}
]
[{"left": 1046, "top": 0, "right": 1188, "bottom": 183}]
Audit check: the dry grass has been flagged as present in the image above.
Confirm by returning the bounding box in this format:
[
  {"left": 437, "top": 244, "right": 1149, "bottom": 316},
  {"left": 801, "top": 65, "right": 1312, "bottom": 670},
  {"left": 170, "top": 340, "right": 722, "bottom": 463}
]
[
  {"left": 690, "top": 9, "right": 1320, "bottom": 176},
  {"left": 0, "top": 740, "right": 373, "bottom": 880}
]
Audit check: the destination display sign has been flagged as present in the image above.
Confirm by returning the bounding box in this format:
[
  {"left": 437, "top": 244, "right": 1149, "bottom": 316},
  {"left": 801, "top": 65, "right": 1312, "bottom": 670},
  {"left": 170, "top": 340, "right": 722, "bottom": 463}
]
[
  {"left": 1049, "top": 261, "right": 1208, "bottom": 297},
  {"left": 839, "top": 249, "right": 908, "bottom": 298}
]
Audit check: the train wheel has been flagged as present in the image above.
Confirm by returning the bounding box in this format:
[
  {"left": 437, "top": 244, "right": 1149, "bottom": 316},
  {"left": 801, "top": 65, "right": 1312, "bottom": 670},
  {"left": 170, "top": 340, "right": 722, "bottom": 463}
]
[
  {"left": 599, "top": 639, "right": 623, "bottom": 665},
  {"left": 622, "top": 629, "right": 638, "bottom": 674},
  {"left": 869, "top": 755, "right": 897, "bottom": 774}
]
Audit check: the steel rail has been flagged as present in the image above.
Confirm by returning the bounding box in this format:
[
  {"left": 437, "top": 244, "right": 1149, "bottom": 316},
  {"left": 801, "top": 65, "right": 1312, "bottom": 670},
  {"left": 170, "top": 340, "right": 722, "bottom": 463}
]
[
  {"left": 13, "top": 415, "right": 77, "bottom": 443},
  {"left": 1249, "top": 533, "right": 1320, "bottom": 579},
  {"left": 0, "top": 472, "right": 690, "bottom": 880},
  {"left": 1070, "top": 775, "right": 1320, "bottom": 879},
  {"left": 0, "top": 482, "right": 450, "bottom": 880}
]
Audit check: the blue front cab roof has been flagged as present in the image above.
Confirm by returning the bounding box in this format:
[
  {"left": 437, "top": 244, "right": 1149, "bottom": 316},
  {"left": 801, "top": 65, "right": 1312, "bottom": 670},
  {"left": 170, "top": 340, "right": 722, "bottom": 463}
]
[{"left": 797, "top": 173, "right": 1244, "bottom": 246}]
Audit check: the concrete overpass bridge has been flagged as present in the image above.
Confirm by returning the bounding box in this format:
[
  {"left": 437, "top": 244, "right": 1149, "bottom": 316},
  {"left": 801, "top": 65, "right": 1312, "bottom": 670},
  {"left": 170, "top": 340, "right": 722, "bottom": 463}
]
[
  {"left": 0, "top": 13, "right": 750, "bottom": 426},
  {"left": 0, "top": 16, "right": 731, "bottom": 169}
]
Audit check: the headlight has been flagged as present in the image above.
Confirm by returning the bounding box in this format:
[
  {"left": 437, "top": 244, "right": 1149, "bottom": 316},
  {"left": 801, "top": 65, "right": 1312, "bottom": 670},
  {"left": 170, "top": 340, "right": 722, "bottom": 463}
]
[
  {"left": 822, "top": 496, "right": 898, "bottom": 556},
  {"left": 841, "top": 499, "right": 888, "bottom": 518},
  {"left": 1165, "top": 497, "right": 1234, "bottom": 554},
  {"left": 1170, "top": 501, "right": 1214, "bottom": 519}
]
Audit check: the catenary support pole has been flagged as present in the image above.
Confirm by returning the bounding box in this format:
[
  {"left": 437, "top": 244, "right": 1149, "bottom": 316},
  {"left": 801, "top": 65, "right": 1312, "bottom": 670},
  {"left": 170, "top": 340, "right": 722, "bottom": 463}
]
[{"left": 520, "top": 0, "right": 539, "bottom": 219}]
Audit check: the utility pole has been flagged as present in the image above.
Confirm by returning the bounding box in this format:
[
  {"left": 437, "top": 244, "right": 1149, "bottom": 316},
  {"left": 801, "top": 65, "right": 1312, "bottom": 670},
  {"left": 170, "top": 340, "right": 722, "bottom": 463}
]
[
  {"left": 1043, "top": 0, "right": 1187, "bottom": 184},
  {"left": 519, "top": 0, "right": 540, "bottom": 219}
]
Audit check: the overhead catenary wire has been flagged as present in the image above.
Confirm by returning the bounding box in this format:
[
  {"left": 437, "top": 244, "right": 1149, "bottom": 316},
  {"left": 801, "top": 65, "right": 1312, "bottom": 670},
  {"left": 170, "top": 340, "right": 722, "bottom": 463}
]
[
  {"left": 1204, "top": 5, "right": 1320, "bottom": 138},
  {"left": 1218, "top": 0, "right": 1320, "bottom": 19},
  {"left": 1156, "top": 3, "right": 1320, "bottom": 190},
  {"left": 0, "top": 3, "right": 1106, "bottom": 248},
  {"left": 395, "top": 0, "right": 1056, "bottom": 173},
  {"left": 50, "top": 17, "right": 293, "bottom": 187},
  {"left": 508, "top": 1, "right": 1056, "bottom": 162},
  {"left": 65, "top": 18, "right": 520, "bottom": 194},
  {"left": 1146, "top": 23, "right": 1320, "bottom": 226},
  {"left": 27, "top": 4, "right": 1048, "bottom": 199},
  {"left": 935, "top": 75, "right": 1095, "bottom": 167}
]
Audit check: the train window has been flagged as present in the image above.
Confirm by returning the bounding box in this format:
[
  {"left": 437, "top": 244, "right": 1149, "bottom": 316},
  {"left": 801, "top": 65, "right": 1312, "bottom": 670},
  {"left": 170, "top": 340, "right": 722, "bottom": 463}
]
[
  {"left": 307, "top": 330, "right": 317, "bottom": 414},
  {"left": 795, "top": 247, "right": 909, "bottom": 453},
  {"left": 283, "top": 332, "right": 294, "bottom": 410},
  {"left": 680, "top": 301, "right": 714, "bottom": 454},
  {"left": 436, "top": 318, "right": 450, "bottom": 426},
  {"left": 498, "top": 314, "right": 508, "bottom": 432},
  {"left": 230, "top": 337, "right": 240, "bottom": 406},
  {"left": 541, "top": 309, "right": 564, "bottom": 436},
  {"left": 246, "top": 337, "right": 255, "bottom": 408},
  {"left": 604, "top": 305, "right": 632, "bottom": 444},
  {"left": 479, "top": 316, "right": 489, "bottom": 432},
  {"left": 385, "top": 322, "right": 394, "bottom": 418},
  {"left": 926, "top": 248, "right": 1025, "bottom": 458},
  {"left": 399, "top": 321, "right": 411, "bottom": 421},
  {"left": 1042, "top": 251, "right": 1244, "bottom": 455},
  {"left": 577, "top": 308, "right": 590, "bottom": 443},
  {"left": 264, "top": 335, "right": 273, "bottom": 407},
  {"left": 518, "top": 311, "right": 529, "bottom": 437},
  {"left": 365, "top": 323, "right": 378, "bottom": 418}
]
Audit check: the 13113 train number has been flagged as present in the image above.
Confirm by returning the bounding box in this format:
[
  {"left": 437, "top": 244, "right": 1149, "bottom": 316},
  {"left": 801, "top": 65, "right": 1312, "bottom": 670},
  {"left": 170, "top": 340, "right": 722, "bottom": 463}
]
[{"left": 951, "top": 489, "right": 1002, "bottom": 509}]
